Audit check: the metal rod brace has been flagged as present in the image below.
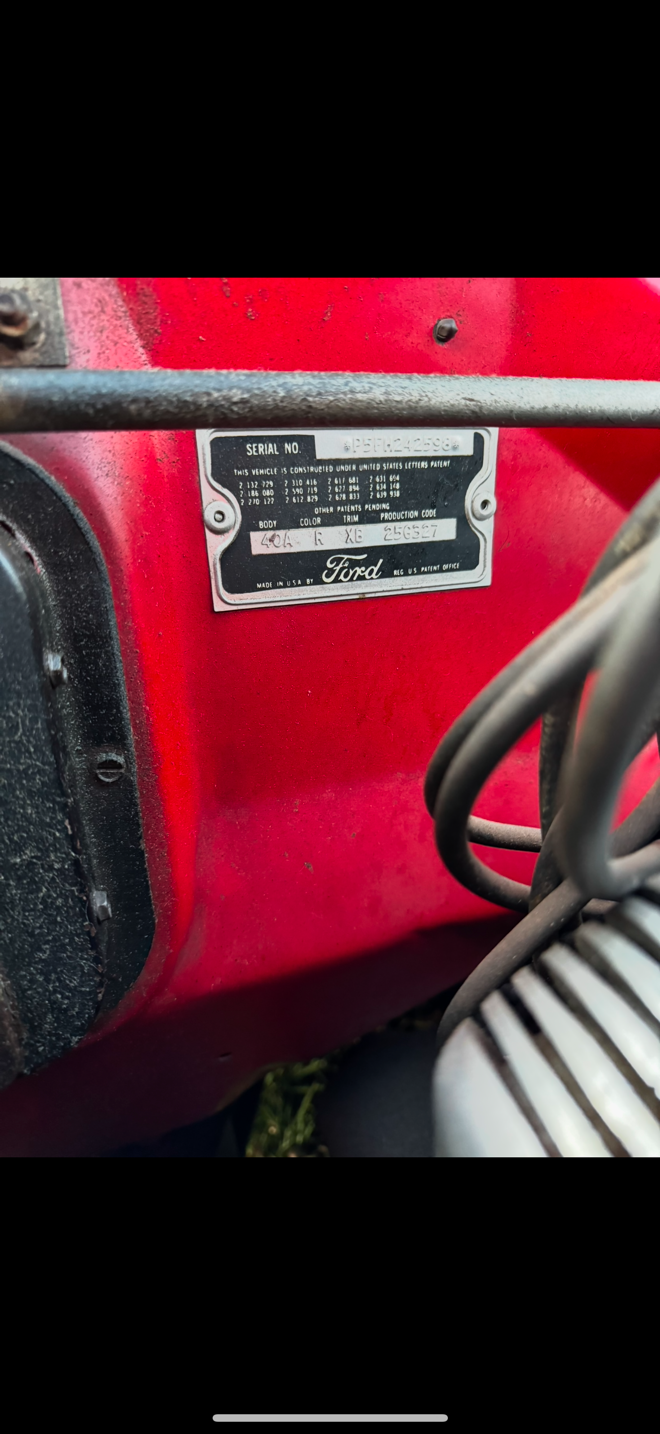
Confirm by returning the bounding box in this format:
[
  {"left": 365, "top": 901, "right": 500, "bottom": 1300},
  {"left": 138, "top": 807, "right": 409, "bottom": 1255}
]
[{"left": 2, "top": 371, "right": 660, "bottom": 432}]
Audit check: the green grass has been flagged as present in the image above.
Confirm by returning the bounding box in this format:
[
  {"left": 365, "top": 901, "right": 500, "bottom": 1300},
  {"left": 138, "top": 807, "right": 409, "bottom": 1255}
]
[
  {"left": 245, "top": 1051, "right": 350, "bottom": 1158},
  {"left": 245, "top": 988, "right": 456, "bottom": 1158}
]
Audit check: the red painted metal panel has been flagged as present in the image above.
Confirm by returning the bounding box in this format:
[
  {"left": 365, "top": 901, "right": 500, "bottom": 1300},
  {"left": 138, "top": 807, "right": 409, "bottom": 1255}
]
[{"left": 1, "top": 277, "right": 658, "bottom": 1154}]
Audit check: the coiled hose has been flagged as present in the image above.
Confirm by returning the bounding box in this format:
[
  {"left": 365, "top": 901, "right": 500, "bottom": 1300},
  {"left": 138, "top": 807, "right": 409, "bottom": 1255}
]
[{"left": 426, "top": 478, "right": 660, "bottom": 1047}]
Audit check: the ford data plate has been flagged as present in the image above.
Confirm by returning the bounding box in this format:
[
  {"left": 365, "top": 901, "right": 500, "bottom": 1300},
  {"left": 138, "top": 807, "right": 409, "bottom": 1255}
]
[{"left": 197, "top": 428, "right": 498, "bottom": 612}]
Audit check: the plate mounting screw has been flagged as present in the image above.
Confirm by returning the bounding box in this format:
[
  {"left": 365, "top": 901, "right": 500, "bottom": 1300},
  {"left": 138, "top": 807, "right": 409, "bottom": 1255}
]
[
  {"left": 204, "top": 501, "right": 236, "bottom": 534},
  {"left": 471, "top": 491, "right": 497, "bottom": 521}
]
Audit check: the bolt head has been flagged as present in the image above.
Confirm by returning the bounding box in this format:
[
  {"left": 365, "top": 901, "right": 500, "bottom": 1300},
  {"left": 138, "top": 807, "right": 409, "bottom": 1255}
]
[
  {"left": 0, "top": 289, "right": 41, "bottom": 347},
  {"left": 94, "top": 752, "right": 126, "bottom": 784},
  {"left": 433, "top": 317, "right": 458, "bottom": 345}
]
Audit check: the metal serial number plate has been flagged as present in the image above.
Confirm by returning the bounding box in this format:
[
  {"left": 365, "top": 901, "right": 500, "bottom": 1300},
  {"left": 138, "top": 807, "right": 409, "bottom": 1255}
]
[{"left": 197, "top": 427, "right": 498, "bottom": 611}]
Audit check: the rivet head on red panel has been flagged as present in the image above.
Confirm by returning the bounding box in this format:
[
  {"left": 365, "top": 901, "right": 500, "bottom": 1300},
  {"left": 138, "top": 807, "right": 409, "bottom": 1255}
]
[{"left": 433, "top": 317, "right": 458, "bottom": 344}]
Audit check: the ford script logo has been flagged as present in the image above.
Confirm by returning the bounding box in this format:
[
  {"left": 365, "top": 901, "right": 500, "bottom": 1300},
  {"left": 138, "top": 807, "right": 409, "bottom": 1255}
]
[{"left": 321, "top": 553, "right": 384, "bottom": 584}]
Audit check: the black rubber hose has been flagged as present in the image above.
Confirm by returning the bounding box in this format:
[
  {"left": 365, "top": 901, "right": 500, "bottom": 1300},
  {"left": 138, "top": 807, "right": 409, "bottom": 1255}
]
[
  {"left": 432, "top": 582, "right": 631, "bottom": 913},
  {"left": 467, "top": 817, "right": 542, "bottom": 852},
  {"left": 527, "top": 813, "right": 565, "bottom": 912},
  {"left": 436, "top": 774, "right": 660, "bottom": 1047},
  {"left": 529, "top": 686, "right": 660, "bottom": 910},
  {"left": 430, "top": 485, "right": 660, "bottom": 1048},
  {"left": 539, "top": 692, "right": 580, "bottom": 839},
  {"left": 583, "top": 477, "right": 660, "bottom": 594},
  {"left": 423, "top": 544, "right": 648, "bottom": 839},
  {"left": 437, "top": 880, "right": 586, "bottom": 1043},
  {"left": 560, "top": 535, "right": 660, "bottom": 899},
  {"left": 538, "top": 474, "right": 660, "bottom": 834}
]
